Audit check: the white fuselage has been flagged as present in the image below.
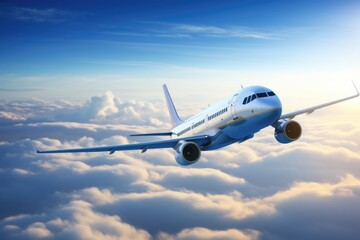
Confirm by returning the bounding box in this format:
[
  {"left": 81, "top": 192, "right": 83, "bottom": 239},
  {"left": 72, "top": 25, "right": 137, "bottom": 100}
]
[{"left": 171, "top": 86, "right": 282, "bottom": 150}]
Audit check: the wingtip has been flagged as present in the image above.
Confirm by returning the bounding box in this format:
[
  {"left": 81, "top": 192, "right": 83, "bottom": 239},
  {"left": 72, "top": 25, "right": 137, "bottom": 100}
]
[
  {"left": 29, "top": 139, "right": 40, "bottom": 153},
  {"left": 352, "top": 81, "right": 359, "bottom": 96}
]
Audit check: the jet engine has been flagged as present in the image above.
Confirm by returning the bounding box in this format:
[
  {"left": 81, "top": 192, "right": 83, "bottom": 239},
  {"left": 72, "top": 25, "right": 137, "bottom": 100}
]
[
  {"left": 174, "top": 140, "right": 201, "bottom": 165},
  {"left": 274, "top": 120, "right": 302, "bottom": 144}
]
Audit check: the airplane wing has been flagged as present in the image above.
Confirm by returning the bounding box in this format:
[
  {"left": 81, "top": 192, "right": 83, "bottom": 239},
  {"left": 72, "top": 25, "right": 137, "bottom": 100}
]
[
  {"left": 280, "top": 82, "right": 359, "bottom": 120},
  {"left": 31, "top": 135, "right": 211, "bottom": 154},
  {"left": 129, "top": 132, "right": 173, "bottom": 137}
]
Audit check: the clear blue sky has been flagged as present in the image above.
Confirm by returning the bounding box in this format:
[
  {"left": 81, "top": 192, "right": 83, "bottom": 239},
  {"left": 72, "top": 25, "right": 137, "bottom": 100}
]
[{"left": 0, "top": 0, "right": 359, "bottom": 101}]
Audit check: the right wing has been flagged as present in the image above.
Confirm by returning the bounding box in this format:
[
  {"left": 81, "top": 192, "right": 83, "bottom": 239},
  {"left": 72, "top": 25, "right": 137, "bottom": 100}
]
[
  {"left": 31, "top": 135, "right": 211, "bottom": 154},
  {"left": 280, "top": 82, "right": 359, "bottom": 120}
]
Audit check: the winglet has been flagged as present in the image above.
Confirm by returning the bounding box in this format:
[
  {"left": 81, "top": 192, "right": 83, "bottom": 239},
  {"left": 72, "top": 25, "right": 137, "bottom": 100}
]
[
  {"left": 352, "top": 81, "right": 359, "bottom": 96},
  {"left": 30, "top": 140, "right": 41, "bottom": 153},
  {"left": 162, "top": 84, "right": 183, "bottom": 127}
]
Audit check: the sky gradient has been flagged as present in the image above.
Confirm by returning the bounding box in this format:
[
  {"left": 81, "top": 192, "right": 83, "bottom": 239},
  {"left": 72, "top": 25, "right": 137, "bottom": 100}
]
[
  {"left": 0, "top": 0, "right": 359, "bottom": 102},
  {"left": 1, "top": 1, "right": 360, "bottom": 240}
]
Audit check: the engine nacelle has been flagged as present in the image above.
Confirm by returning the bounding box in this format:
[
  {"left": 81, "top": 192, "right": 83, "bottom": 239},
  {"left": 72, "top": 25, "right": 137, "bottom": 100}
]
[
  {"left": 274, "top": 120, "right": 302, "bottom": 144},
  {"left": 174, "top": 140, "right": 201, "bottom": 165}
]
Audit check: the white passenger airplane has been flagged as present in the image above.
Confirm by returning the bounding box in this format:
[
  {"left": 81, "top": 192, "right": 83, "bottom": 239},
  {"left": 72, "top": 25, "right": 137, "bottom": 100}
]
[{"left": 33, "top": 83, "right": 359, "bottom": 165}]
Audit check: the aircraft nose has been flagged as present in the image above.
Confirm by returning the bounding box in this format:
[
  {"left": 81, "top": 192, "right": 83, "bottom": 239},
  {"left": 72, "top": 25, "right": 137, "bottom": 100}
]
[
  {"left": 272, "top": 96, "right": 282, "bottom": 110},
  {"left": 268, "top": 96, "right": 282, "bottom": 117},
  {"left": 259, "top": 95, "right": 282, "bottom": 117}
]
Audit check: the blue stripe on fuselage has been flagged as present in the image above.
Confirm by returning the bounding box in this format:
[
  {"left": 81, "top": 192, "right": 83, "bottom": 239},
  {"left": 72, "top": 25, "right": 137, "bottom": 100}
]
[{"left": 203, "top": 108, "right": 281, "bottom": 150}]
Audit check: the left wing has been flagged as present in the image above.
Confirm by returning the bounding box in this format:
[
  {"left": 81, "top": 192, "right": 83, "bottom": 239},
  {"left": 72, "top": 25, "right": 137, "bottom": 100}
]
[
  {"left": 31, "top": 135, "right": 211, "bottom": 155},
  {"left": 129, "top": 131, "right": 173, "bottom": 137},
  {"left": 280, "top": 82, "right": 359, "bottom": 120}
]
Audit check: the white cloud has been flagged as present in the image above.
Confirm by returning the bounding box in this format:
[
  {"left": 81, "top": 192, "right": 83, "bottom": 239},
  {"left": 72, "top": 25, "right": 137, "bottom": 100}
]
[
  {"left": 0, "top": 111, "right": 26, "bottom": 121},
  {"left": 173, "top": 227, "right": 261, "bottom": 240},
  {"left": 266, "top": 174, "right": 360, "bottom": 203},
  {"left": 1, "top": 200, "right": 151, "bottom": 240},
  {"left": 55, "top": 200, "right": 151, "bottom": 240},
  {"left": 103, "top": 22, "right": 277, "bottom": 40},
  {"left": 170, "top": 23, "right": 274, "bottom": 40},
  {"left": 1, "top": 93, "right": 360, "bottom": 240},
  {"left": 23, "top": 222, "right": 53, "bottom": 238}
]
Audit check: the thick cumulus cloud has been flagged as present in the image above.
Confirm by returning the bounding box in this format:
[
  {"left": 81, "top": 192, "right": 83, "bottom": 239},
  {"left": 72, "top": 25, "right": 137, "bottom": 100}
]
[
  {"left": 1, "top": 92, "right": 360, "bottom": 239},
  {"left": 1, "top": 200, "right": 151, "bottom": 240}
]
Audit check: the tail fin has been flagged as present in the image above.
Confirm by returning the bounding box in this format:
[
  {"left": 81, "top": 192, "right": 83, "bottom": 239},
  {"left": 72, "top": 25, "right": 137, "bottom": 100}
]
[{"left": 163, "top": 84, "right": 183, "bottom": 127}]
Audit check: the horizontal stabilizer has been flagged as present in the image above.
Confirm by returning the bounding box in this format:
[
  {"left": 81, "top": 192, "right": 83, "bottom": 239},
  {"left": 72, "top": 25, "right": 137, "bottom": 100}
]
[{"left": 130, "top": 132, "right": 173, "bottom": 137}]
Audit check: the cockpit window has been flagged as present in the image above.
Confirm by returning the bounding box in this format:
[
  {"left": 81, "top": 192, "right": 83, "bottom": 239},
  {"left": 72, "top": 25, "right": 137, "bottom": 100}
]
[
  {"left": 256, "top": 92, "right": 267, "bottom": 98},
  {"left": 242, "top": 91, "right": 276, "bottom": 105},
  {"left": 242, "top": 97, "right": 247, "bottom": 105},
  {"left": 247, "top": 96, "right": 251, "bottom": 104}
]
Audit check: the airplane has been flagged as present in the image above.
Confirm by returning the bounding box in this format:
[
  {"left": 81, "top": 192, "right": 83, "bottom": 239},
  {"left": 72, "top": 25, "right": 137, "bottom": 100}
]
[{"left": 32, "top": 82, "right": 359, "bottom": 165}]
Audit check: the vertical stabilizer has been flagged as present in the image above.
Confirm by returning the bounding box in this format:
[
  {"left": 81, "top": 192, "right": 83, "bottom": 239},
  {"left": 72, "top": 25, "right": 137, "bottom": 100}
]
[{"left": 163, "top": 84, "right": 183, "bottom": 127}]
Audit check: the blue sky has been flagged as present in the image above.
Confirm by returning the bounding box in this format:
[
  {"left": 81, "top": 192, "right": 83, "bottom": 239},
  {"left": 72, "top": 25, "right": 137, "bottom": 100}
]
[{"left": 0, "top": 0, "right": 359, "bottom": 101}]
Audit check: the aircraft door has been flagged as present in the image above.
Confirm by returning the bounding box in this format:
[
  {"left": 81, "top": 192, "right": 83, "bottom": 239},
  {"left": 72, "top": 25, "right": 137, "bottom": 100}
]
[{"left": 230, "top": 94, "right": 238, "bottom": 120}]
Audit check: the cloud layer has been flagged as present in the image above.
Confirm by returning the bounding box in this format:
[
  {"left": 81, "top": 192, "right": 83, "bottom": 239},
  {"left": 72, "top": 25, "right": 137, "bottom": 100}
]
[{"left": 1, "top": 91, "right": 360, "bottom": 239}]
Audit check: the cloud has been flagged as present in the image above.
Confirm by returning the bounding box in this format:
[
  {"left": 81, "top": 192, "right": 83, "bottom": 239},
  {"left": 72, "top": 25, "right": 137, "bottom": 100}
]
[
  {"left": 152, "top": 166, "right": 246, "bottom": 194},
  {"left": 0, "top": 111, "right": 27, "bottom": 121},
  {"left": 0, "top": 91, "right": 171, "bottom": 143},
  {"left": 10, "top": 90, "right": 169, "bottom": 126},
  {"left": 0, "top": 7, "right": 85, "bottom": 23},
  {"left": 0, "top": 88, "right": 43, "bottom": 92},
  {"left": 1, "top": 200, "right": 151, "bottom": 240},
  {"left": 160, "top": 227, "right": 261, "bottom": 240},
  {"left": 169, "top": 23, "right": 274, "bottom": 39},
  {"left": 1, "top": 92, "right": 360, "bottom": 239},
  {"left": 106, "top": 22, "right": 277, "bottom": 40},
  {"left": 23, "top": 222, "right": 52, "bottom": 239}
]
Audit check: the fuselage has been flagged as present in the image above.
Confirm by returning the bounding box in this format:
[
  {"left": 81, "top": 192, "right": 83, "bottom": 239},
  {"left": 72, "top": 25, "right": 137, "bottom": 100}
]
[{"left": 171, "top": 86, "right": 282, "bottom": 150}]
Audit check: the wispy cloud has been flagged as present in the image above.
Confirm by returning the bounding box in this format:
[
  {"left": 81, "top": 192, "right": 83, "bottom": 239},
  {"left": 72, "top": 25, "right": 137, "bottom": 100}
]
[
  {"left": 104, "top": 31, "right": 191, "bottom": 39},
  {"left": 0, "top": 7, "right": 85, "bottom": 23},
  {"left": 0, "top": 88, "right": 43, "bottom": 92},
  {"left": 113, "top": 22, "right": 278, "bottom": 40},
  {"left": 167, "top": 23, "right": 275, "bottom": 39}
]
